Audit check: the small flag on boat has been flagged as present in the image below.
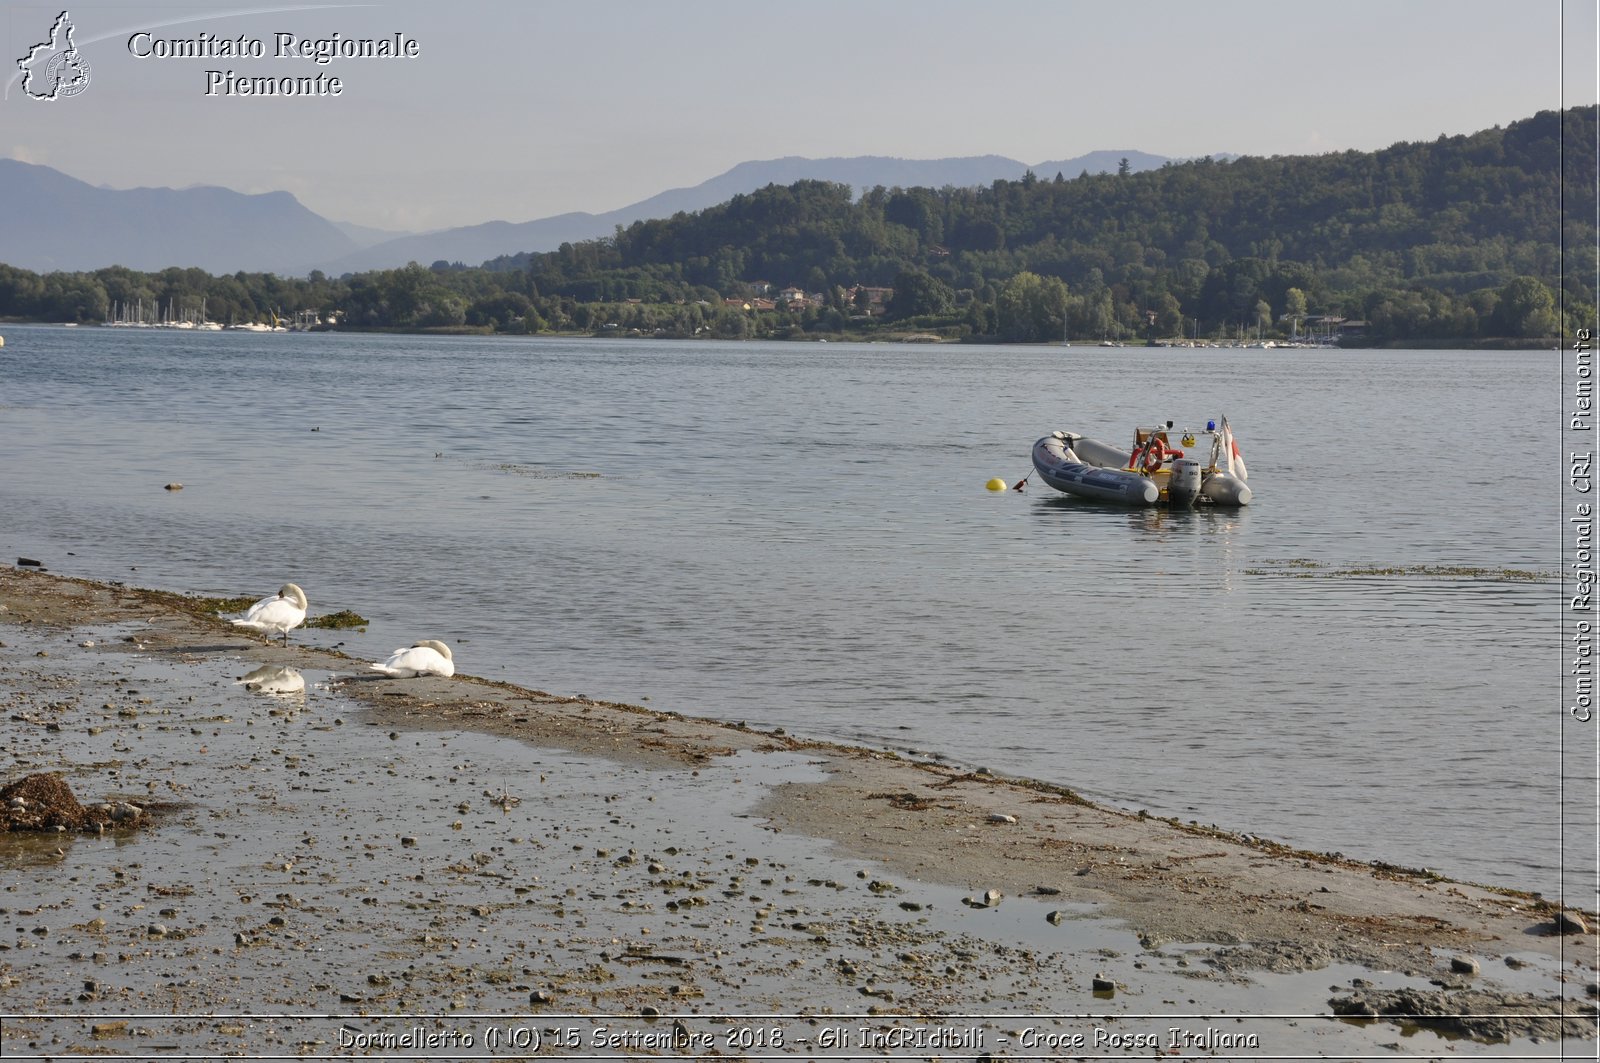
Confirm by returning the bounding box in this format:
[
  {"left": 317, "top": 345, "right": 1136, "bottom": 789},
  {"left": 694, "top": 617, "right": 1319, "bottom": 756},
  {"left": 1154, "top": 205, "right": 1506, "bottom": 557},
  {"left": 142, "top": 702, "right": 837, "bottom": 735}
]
[{"left": 1220, "top": 415, "right": 1248, "bottom": 480}]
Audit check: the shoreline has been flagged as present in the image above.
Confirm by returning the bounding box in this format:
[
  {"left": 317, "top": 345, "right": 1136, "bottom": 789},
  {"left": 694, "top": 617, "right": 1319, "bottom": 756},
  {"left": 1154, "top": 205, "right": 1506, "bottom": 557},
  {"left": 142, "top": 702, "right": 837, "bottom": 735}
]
[
  {"left": 1, "top": 321, "right": 1566, "bottom": 350},
  {"left": 1, "top": 565, "right": 1596, "bottom": 1052}
]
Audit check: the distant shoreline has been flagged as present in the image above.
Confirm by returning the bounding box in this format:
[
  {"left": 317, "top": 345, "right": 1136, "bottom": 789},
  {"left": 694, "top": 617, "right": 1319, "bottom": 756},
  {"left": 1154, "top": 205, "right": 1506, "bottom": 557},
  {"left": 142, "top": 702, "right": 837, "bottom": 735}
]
[{"left": 0, "top": 318, "right": 1562, "bottom": 350}]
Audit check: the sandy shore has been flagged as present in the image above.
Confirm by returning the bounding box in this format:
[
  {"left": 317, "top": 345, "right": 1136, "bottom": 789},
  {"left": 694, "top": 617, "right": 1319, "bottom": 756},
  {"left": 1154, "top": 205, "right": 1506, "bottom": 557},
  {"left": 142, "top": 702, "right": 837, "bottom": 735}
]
[{"left": 0, "top": 565, "right": 1595, "bottom": 1058}]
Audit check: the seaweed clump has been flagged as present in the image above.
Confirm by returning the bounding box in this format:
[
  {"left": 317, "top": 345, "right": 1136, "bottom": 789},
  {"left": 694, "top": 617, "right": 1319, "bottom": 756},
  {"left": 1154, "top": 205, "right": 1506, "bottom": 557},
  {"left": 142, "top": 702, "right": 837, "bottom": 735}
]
[
  {"left": 1, "top": 773, "right": 146, "bottom": 833},
  {"left": 304, "top": 609, "right": 369, "bottom": 630}
]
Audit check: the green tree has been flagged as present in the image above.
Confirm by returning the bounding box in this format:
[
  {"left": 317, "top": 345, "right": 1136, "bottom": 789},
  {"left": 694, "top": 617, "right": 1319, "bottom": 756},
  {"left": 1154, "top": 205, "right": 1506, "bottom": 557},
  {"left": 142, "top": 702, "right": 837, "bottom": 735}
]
[
  {"left": 1284, "top": 287, "right": 1309, "bottom": 336},
  {"left": 40, "top": 273, "right": 109, "bottom": 323},
  {"left": 887, "top": 269, "right": 954, "bottom": 319},
  {"left": 1152, "top": 291, "right": 1184, "bottom": 337},
  {"left": 995, "top": 271, "right": 1068, "bottom": 341},
  {"left": 1254, "top": 299, "right": 1273, "bottom": 336},
  {"left": 1490, "top": 276, "right": 1559, "bottom": 337}
]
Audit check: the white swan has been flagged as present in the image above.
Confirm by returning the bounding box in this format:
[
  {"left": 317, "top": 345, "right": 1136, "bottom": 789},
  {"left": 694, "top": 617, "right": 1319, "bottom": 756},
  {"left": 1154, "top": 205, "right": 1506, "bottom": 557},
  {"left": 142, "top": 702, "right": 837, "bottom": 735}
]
[
  {"left": 370, "top": 640, "right": 455, "bottom": 678},
  {"left": 235, "top": 664, "right": 306, "bottom": 695},
  {"left": 226, "top": 583, "right": 308, "bottom": 642}
]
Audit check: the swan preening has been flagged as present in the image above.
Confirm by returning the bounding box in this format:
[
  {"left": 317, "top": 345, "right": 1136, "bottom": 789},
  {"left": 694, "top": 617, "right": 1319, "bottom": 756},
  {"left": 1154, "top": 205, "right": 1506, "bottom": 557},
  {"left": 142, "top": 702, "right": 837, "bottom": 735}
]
[
  {"left": 226, "top": 583, "right": 308, "bottom": 642},
  {"left": 371, "top": 639, "right": 455, "bottom": 678},
  {"left": 219, "top": 582, "right": 456, "bottom": 680}
]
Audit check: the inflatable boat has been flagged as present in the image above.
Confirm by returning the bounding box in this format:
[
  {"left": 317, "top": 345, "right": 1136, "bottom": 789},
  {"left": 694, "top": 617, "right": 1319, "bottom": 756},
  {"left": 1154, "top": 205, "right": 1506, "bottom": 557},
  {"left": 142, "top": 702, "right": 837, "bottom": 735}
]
[{"left": 1029, "top": 417, "right": 1252, "bottom": 506}]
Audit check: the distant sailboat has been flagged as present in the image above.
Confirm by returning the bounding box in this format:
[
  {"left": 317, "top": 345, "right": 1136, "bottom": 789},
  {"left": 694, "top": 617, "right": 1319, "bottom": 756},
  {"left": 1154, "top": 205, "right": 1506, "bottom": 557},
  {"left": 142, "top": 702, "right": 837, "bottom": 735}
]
[{"left": 196, "top": 298, "right": 222, "bottom": 330}]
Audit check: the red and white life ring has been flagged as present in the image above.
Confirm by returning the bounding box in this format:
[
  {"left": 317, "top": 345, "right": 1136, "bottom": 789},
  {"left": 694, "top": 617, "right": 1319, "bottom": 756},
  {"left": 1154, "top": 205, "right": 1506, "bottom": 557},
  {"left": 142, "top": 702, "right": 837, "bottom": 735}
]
[
  {"left": 1140, "top": 438, "right": 1183, "bottom": 473},
  {"left": 1141, "top": 442, "right": 1165, "bottom": 473}
]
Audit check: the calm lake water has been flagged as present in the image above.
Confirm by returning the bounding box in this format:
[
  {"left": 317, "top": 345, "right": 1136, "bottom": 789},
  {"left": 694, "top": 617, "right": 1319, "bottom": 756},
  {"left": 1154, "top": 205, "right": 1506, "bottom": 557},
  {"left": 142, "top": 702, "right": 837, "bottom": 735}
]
[{"left": 0, "top": 325, "right": 1581, "bottom": 899}]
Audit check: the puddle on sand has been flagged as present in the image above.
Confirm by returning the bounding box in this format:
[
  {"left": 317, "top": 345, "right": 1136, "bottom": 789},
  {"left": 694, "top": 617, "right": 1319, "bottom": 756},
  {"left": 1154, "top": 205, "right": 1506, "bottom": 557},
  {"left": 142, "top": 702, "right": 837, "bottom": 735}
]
[{"left": 0, "top": 620, "right": 1573, "bottom": 1058}]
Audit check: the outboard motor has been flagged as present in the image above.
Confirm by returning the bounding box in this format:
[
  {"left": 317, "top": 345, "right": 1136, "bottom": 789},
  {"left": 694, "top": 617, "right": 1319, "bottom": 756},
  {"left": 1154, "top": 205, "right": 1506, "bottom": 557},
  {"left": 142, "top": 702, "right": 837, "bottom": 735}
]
[{"left": 1168, "top": 457, "right": 1203, "bottom": 506}]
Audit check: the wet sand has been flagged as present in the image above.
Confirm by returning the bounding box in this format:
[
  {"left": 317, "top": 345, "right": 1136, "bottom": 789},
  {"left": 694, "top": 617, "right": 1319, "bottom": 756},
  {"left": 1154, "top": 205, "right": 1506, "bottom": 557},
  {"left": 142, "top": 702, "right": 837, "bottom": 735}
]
[{"left": 0, "top": 565, "right": 1595, "bottom": 1058}]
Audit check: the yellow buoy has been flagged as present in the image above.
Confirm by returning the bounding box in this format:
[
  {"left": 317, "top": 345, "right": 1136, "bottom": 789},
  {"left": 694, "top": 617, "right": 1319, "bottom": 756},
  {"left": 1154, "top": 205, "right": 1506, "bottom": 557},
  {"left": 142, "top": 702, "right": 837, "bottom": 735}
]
[{"left": 985, "top": 477, "right": 1008, "bottom": 492}]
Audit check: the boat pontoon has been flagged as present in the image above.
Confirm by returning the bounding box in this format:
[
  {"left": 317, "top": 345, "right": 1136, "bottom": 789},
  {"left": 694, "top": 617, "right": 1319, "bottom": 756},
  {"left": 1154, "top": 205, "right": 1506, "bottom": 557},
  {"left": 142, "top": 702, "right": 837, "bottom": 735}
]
[{"left": 1030, "top": 416, "right": 1251, "bottom": 506}]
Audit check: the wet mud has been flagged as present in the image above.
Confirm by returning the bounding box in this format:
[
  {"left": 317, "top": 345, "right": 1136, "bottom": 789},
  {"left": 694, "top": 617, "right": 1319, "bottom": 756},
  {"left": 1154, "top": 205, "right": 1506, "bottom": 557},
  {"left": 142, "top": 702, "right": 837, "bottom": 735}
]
[{"left": 0, "top": 567, "right": 1594, "bottom": 1057}]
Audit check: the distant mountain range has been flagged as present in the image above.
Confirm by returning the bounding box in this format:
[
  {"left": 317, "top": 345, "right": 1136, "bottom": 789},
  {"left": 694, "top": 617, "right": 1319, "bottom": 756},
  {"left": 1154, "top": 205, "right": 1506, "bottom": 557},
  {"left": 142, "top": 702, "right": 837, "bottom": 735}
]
[
  {"left": 0, "top": 150, "right": 1210, "bottom": 277},
  {"left": 0, "top": 159, "right": 359, "bottom": 275}
]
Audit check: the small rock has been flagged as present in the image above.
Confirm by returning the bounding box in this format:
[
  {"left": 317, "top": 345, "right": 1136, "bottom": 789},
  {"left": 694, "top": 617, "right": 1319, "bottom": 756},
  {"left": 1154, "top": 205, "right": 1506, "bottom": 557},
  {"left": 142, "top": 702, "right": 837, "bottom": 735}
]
[
  {"left": 1555, "top": 911, "right": 1590, "bottom": 935},
  {"left": 1091, "top": 974, "right": 1115, "bottom": 993},
  {"left": 964, "top": 888, "right": 1003, "bottom": 908},
  {"left": 17, "top": 557, "right": 42, "bottom": 567},
  {"left": 163, "top": 483, "right": 183, "bottom": 491},
  {"left": 1449, "top": 955, "right": 1480, "bottom": 975},
  {"left": 988, "top": 813, "right": 1018, "bottom": 824},
  {"left": 1046, "top": 910, "right": 1065, "bottom": 926}
]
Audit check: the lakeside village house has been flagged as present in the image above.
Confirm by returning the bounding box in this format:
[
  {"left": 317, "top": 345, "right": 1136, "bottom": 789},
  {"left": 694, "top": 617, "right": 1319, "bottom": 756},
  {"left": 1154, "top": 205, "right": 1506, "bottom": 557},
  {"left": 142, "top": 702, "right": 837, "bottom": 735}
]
[{"left": 717, "top": 282, "right": 894, "bottom": 316}]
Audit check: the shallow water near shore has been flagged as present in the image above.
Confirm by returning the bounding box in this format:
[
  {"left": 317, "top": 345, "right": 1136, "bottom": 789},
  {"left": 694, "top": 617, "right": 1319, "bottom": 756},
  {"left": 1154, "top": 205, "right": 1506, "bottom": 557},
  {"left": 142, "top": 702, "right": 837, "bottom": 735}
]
[
  {"left": 0, "top": 618, "right": 1570, "bottom": 1058},
  {"left": 0, "top": 324, "right": 1576, "bottom": 899}
]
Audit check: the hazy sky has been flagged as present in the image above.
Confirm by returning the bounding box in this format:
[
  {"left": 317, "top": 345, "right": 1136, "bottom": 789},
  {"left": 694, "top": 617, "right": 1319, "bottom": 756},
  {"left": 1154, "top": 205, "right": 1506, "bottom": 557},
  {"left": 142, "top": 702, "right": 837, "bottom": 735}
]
[{"left": 3, "top": 0, "right": 1596, "bottom": 233}]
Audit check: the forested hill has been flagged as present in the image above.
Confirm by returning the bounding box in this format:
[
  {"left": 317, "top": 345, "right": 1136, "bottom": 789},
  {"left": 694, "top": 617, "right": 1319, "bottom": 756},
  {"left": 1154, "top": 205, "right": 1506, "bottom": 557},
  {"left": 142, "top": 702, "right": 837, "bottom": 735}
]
[
  {"left": 492, "top": 105, "right": 1593, "bottom": 340},
  {"left": 0, "top": 108, "right": 1591, "bottom": 343}
]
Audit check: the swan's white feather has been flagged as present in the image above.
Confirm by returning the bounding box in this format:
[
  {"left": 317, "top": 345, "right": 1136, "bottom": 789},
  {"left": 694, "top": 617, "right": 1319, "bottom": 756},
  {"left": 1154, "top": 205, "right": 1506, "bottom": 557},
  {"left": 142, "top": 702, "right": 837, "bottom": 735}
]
[
  {"left": 370, "top": 639, "right": 454, "bottom": 678},
  {"left": 227, "top": 583, "right": 308, "bottom": 639}
]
